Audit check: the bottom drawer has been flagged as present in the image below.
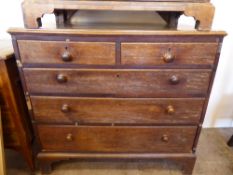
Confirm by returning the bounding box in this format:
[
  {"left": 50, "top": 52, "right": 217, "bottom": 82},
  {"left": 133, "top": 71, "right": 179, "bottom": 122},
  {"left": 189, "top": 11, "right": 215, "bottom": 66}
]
[{"left": 37, "top": 125, "right": 197, "bottom": 153}]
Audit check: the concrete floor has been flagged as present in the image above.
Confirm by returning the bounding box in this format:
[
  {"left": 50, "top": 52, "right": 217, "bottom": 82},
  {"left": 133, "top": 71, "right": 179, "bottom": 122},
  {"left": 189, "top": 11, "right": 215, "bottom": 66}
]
[{"left": 4, "top": 128, "right": 233, "bottom": 175}]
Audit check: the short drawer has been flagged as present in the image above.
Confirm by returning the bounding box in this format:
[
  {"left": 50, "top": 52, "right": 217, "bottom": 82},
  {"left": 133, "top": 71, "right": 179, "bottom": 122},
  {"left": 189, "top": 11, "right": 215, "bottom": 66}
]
[
  {"left": 121, "top": 43, "right": 218, "bottom": 67},
  {"left": 23, "top": 69, "right": 211, "bottom": 97},
  {"left": 37, "top": 125, "right": 197, "bottom": 153},
  {"left": 18, "top": 40, "right": 115, "bottom": 65},
  {"left": 31, "top": 96, "right": 205, "bottom": 124}
]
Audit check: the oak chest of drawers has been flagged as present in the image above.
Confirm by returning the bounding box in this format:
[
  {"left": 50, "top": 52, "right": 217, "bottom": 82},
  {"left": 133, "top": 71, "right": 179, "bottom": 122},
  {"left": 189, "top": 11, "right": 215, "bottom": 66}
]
[{"left": 9, "top": 29, "right": 225, "bottom": 174}]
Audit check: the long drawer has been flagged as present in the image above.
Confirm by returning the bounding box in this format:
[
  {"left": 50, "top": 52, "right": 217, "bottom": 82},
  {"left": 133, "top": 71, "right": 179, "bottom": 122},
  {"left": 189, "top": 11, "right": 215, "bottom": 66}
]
[
  {"left": 121, "top": 42, "right": 218, "bottom": 66},
  {"left": 23, "top": 69, "right": 211, "bottom": 97},
  {"left": 31, "top": 96, "right": 205, "bottom": 124},
  {"left": 18, "top": 40, "right": 116, "bottom": 65},
  {"left": 37, "top": 125, "right": 197, "bottom": 153}
]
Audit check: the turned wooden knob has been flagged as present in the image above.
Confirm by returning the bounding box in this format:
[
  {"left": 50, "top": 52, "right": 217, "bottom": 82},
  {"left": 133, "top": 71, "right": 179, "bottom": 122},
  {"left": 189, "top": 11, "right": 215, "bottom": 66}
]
[
  {"left": 169, "top": 75, "right": 179, "bottom": 85},
  {"left": 66, "top": 133, "right": 73, "bottom": 141},
  {"left": 61, "top": 104, "right": 70, "bottom": 113},
  {"left": 166, "top": 105, "right": 175, "bottom": 115},
  {"left": 56, "top": 74, "right": 67, "bottom": 83},
  {"left": 61, "top": 51, "right": 72, "bottom": 62},
  {"left": 161, "top": 135, "right": 169, "bottom": 142},
  {"left": 163, "top": 51, "right": 174, "bottom": 63}
]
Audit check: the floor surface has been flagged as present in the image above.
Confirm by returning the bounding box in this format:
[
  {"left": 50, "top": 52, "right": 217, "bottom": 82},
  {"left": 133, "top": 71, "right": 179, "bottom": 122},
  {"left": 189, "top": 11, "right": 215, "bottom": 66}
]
[{"left": 4, "top": 128, "right": 233, "bottom": 175}]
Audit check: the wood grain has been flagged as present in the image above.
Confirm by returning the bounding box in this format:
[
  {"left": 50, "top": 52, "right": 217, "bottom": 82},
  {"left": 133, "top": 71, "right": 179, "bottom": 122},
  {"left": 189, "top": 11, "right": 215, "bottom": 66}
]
[
  {"left": 37, "top": 125, "right": 197, "bottom": 153},
  {"left": 31, "top": 96, "right": 205, "bottom": 124},
  {"left": 9, "top": 28, "right": 225, "bottom": 174},
  {"left": 121, "top": 42, "right": 218, "bottom": 66},
  {"left": 23, "top": 69, "right": 211, "bottom": 97},
  {"left": 8, "top": 27, "right": 227, "bottom": 36},
  {"left": 0, "top": 108, "right": 6, "bottom": 175},
  {"left": 18, "top": 40, "right": 116, "bottom": 65},
  {"left": 184, "top": 3, "right": 215, "bottom": 31}
]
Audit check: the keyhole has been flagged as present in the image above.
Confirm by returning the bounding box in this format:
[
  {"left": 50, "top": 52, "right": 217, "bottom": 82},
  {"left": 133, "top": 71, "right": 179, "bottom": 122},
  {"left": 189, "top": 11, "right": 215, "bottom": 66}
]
[{"left": 116, "top": 74, "right": 120, "bottom": 78}]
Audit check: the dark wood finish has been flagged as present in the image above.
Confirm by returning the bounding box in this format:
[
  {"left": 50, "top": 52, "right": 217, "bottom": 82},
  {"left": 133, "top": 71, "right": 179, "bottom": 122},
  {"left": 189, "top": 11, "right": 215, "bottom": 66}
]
[
  {"left": 18, "top": 40, "right": 116, "bottom": 65},
  {"left": 0, "top": 42, "right": 34, "bottom": 170},
  {"left": 9, "top": 30, "right": 225, "bottom": 175},
  {"left": 23, "top": 69, "right": 211, "bottom": 97},
  {"left": 31, "top": 96, "right": 205, "bottom": 124},
  {"left": 37, "top": 125, "right": 197, "bottom": 153},
  {"left": 121, "top": 42, "right": 218, "bottom": 66}
]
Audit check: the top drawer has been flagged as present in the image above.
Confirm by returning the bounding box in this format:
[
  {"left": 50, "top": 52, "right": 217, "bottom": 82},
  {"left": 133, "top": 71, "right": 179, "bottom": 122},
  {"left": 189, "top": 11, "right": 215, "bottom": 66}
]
[
  {"left": 121, "top": 43, "right": 218, "bottom": 67},
  {"left": 18, "top": 40, "right": 115, "bottom": 65}
]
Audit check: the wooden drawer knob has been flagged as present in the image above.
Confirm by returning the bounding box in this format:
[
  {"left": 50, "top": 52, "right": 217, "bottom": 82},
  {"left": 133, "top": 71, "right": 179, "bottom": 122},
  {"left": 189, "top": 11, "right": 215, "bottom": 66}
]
[
  {"left": 166, "top": 105, "right": 175, "bottom": 115},
  {"left": 169, "top": 75, "right": 179, "bottom": 85},
  {"left": 57, "top": 74, "right": 67, "bottom": 83},
  {"left": 161, "top": 135, "right": 169, "bottom": 142},
  {"left": 61, "top": 104, "right": 70, "bottom": 113},
  {"left": 66, "top": 133, "right": 73, "bottom": 141},
  {"left": 163, "top": 51, "right": 174, "bottom": 63},
  {"left": 61, "top": 51, "right": 72, "bottom": 62}
]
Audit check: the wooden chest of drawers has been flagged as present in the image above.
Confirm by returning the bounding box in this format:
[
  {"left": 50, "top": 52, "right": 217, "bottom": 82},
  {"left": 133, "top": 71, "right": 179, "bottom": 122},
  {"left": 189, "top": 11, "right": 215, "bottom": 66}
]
[{"left": 9, "top": 29, "right": 225, "bottom": 174}]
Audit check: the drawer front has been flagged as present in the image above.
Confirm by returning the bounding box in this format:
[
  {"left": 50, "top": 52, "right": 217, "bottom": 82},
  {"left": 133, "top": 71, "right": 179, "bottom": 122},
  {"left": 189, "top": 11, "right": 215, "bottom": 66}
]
[
  {"left": 31, "top": 96, "right": 205, "bottom": 124},
  {"left": 121, "top": 43, "right": 218, "bottom": 66},
  {"left": 24, "top": 69, "right": 211, "bottom": 97},
  {"left": 18, "top": 40, "right": 116, "bottom": 65},
  {"left": 37, "top": 125, "right": 197, "bottom": 153}
]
